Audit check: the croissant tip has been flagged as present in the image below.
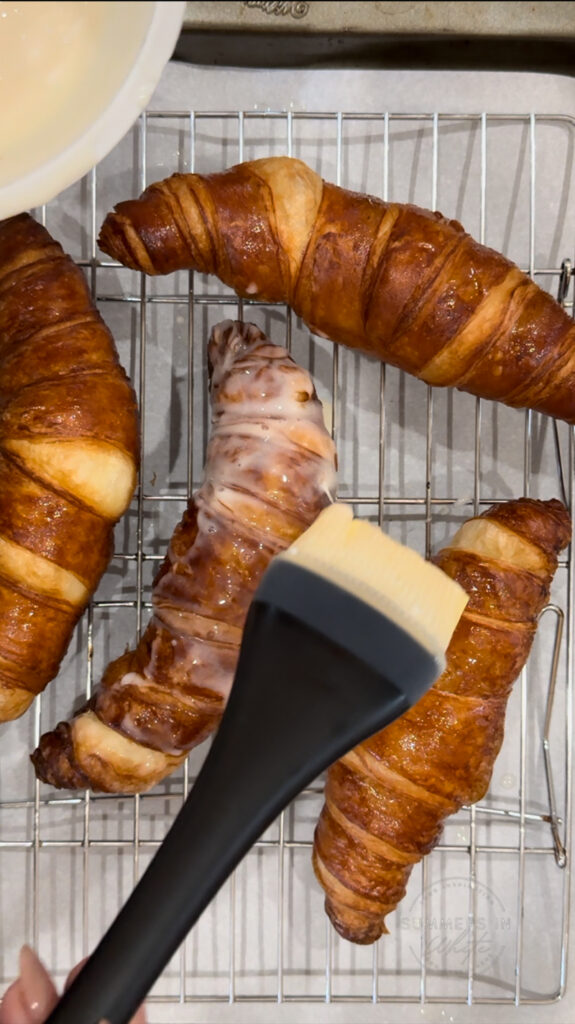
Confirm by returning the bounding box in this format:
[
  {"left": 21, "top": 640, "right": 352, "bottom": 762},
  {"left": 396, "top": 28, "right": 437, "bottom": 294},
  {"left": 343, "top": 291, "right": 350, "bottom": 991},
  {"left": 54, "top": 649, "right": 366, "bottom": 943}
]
[
  {"left": 0, "top": 683, "right": 35, "bottom": 722},
  {"left": 97, "top": 217, "right": 135, "bottom": 269},
  {"left": 324, "top": 898, "right": 388, "bottom": 945},
  {"left": 30, "top": 722, "right": 89, "bottom": 791}
]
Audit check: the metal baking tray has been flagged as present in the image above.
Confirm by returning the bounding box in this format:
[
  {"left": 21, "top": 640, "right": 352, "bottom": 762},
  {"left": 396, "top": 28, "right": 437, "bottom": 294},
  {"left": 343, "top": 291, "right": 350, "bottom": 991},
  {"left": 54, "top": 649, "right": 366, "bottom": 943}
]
[
  {"left": 1, "top": 55, "right": 574, "bottom": 1024},
  {"left": 176, "top": 1, "right": 575, "bottom": 75}
]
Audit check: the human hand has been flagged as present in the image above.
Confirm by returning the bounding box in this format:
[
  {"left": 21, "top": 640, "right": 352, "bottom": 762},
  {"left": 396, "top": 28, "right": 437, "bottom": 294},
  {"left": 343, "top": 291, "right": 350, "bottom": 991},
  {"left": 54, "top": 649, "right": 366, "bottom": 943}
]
[{"left": 0, "top": 946, "right": 146, "bottom": 1024}]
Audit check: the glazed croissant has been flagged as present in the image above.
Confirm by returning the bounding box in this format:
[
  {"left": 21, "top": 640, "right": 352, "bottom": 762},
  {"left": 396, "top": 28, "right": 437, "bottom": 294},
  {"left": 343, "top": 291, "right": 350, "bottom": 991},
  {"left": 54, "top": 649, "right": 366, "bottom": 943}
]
[
  {"left": 0, "top": 214, "right": 138, "bottom": 722},
  {"left": 312, "top": 498, "right": 571, "bottom": 944},
  {"left": 98, "top": 155, "right": 575, "bottom": 424},
  {"left": 32, "top": 320, "right": 337, "bottom": 793}
]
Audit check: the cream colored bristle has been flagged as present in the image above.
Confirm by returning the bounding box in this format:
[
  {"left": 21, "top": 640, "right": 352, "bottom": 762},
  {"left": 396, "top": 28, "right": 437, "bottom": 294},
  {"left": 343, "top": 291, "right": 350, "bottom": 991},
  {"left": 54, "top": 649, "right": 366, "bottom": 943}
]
[{"left": 280, "top": 503, "right": 468, "bottom": 661}]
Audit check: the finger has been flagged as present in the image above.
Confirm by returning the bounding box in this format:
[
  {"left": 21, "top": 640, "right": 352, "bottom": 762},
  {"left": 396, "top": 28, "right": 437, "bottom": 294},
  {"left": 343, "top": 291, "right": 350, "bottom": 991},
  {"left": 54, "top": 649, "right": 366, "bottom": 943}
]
[
  {"left": 63, "top": 959, "right": 88, "bottom": 991},
  {"left": 0, "top": 946, "right": 58, "bottom": 1024}
]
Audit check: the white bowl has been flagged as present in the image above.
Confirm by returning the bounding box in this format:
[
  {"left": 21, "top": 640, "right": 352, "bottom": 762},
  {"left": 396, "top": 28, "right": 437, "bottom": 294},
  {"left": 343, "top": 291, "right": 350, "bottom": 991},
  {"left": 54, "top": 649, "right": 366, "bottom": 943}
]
[{"left": 0, "top": 1, "right": 186, "bottom": 220}]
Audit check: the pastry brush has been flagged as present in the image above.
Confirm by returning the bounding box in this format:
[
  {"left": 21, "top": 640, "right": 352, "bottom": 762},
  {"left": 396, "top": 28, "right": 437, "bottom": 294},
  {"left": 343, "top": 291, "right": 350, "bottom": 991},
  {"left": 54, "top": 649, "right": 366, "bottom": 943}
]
[{"left": 45, "top": 503, "right": 467, "bottom": 1024}]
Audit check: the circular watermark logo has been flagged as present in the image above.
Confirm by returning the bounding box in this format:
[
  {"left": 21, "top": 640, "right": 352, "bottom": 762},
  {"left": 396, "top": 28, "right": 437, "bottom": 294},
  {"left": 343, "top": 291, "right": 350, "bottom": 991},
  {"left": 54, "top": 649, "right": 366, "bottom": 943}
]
[{"left": 398, "top": 876, "right": 512, "bottom": 973}]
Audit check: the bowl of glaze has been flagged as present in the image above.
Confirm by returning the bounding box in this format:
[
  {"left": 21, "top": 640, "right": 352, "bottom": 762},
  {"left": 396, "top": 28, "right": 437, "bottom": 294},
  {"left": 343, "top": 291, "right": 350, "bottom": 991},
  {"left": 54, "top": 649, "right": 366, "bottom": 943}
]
[{"left": 0, "top": 0, "right": 186, "bottom": 219}]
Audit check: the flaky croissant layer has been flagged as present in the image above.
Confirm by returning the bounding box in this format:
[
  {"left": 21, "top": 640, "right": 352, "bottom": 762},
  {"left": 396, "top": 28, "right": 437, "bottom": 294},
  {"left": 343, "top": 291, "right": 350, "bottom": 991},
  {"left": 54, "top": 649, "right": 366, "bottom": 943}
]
[
  {"left": 32, "top": 320, "right": 337, "bottom": 793},
  {"left": 312, "top": 498, "right": 571, "bottom": 944},
  {"left": 98, "top": 156, "right": 575, "bottom": 424},
  {"left": 0, "top": 214, "right": 139, "bottom": 721}
]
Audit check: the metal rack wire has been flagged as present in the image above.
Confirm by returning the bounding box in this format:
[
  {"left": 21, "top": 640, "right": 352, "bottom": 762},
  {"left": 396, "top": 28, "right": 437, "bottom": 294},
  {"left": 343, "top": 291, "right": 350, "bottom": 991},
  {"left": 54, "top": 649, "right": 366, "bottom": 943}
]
[{"left": 0, "top": 109, "right": 573, "bottom": 1016}]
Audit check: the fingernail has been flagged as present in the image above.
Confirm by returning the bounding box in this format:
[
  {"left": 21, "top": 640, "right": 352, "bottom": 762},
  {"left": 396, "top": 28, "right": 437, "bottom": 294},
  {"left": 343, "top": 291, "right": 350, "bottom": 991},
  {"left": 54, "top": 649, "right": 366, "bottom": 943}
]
[
  {"left": 64, "top": 957, "right": 88, "bottom": 991},
  {"left": 18, "top": 946, "right": 58, "bottom": 1021}
]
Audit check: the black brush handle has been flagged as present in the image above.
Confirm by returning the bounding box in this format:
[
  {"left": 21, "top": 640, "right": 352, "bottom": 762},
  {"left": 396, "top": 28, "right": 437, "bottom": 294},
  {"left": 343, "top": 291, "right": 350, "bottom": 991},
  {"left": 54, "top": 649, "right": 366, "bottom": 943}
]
[{"left": 45, "top": 602, "right": 414, "bottom": 1024}]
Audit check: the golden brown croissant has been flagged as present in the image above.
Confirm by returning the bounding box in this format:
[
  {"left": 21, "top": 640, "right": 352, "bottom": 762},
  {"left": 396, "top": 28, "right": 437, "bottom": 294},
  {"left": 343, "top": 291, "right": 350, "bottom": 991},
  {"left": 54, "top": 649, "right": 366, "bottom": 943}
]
[
  {"left": 312, "top": 498, "right": 571, "bottom": 944},
  {"left": 0, "top": 214, "right": 139, "bottom": 722},
  {"left": 98, "top": 155, "right": 575, "bottom": 424},
  {"left": 32, "top": 320, "right": 337, "bottom": 793}
]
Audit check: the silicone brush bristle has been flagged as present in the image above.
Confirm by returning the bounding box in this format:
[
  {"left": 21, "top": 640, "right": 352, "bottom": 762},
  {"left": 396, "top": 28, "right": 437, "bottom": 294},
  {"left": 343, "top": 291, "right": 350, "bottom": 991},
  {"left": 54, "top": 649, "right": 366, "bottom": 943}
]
[{"left": 279, "top": 503, "right": 468, "bottom": 666}]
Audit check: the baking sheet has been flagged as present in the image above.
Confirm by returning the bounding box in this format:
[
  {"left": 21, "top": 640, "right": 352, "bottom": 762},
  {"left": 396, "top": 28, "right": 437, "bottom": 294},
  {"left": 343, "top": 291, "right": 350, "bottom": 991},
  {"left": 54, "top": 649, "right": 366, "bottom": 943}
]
[{"left": 1, "top": 62, "right": 575, "bottom": 1024}]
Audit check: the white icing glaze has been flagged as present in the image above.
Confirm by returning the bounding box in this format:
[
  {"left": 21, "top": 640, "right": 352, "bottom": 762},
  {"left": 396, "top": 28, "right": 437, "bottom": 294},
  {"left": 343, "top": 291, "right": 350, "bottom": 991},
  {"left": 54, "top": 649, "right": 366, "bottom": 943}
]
[
  {"left": 154, "top": 604, "right": 242, "bottom": 646},
  {"left": 0, "top": 3, "right": 111, "bottom": 182},
  {"left": 107, "top": 320, "right": 337, "bottom": 754}
]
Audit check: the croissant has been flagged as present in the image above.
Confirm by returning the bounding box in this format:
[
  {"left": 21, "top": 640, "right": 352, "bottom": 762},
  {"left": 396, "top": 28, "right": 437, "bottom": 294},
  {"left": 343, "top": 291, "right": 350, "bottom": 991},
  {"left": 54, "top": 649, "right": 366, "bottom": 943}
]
[
  {"left": 0, "top": 214, "right": 138, "bottom": 722},
  {"left": 32, "top": 320, "right": 337, "bottom": 793},
  {"left": 312, "top": 498, "right": 571, "bottom": 944},
  {"left": 98, "top": 155, "right": 575, "bottom": 424}
]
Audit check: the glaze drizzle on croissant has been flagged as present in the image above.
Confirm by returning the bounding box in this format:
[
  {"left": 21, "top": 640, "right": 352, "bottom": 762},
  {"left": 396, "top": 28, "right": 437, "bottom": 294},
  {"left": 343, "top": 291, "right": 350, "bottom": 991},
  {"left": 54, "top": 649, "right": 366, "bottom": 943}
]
[
  {"left": 0, "top": 214, "right": 138, "bottom": 721},
  {"left": 312, "top": 498, "right": 571, "bottom": 944},
  {"left": 32, "top": 321, "right": 337, "bottom": 793},
  {"left": 98, "top": 156, "right": 575, "bottom": 424}
]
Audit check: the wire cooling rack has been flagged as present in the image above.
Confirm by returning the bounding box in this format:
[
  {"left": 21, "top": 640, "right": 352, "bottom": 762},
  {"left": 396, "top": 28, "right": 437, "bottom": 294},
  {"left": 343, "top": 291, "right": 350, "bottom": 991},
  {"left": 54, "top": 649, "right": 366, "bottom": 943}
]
[{"left": 0, "top": 109, "right": 574, "bottom": 1019}]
